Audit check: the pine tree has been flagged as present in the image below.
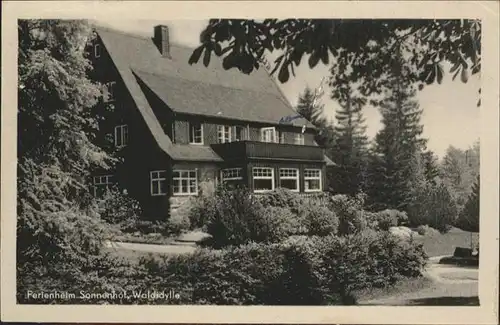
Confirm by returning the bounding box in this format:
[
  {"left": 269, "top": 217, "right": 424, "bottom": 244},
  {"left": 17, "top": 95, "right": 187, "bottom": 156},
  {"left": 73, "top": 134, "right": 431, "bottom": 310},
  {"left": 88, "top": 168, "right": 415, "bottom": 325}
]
[
  {"left": 366, "top": 53, "right": 427, "bottom": 212},
  {"left": 296, "top": 85, "right": 336, "bottom": 149},
  {"left": 331, "top": 92, "right": 369, "bottom": 196},
  {"left": 457, "top": 174, "right": 480, "bottom": 232}
]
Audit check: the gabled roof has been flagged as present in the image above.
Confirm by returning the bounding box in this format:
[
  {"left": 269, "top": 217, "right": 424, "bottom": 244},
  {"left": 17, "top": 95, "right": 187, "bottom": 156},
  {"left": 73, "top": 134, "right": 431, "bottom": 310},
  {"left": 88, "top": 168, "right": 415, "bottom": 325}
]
[
  {"left": 95, "top": 26, "right": 313, "bottom": 128},
  {"left": 95, "top": 25, "right": 331, "bottom": 164}
]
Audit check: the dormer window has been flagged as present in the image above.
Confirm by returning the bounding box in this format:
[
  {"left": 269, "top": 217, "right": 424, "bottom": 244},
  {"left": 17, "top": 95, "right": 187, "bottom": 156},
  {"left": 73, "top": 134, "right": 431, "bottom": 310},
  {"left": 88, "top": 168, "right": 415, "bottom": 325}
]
[
  {"left": 235, "top": 126, "right": 246, "bottom": 141},
  {"left": 294, "top": 133, "right": 305, "bottom": 145},
  {"left": 260, "top": 127, "right": 276, "bottom": 143},
  {"left": 115, "top": 124, "right": 128, "bottom": 148},
  {"left": 217, "top": 125, "right": 231, "bottom": 143},
  {"left": 104, "top": 81, "right": 116, "bottom": 103},
  {"left": 94, "top": 43, "right": 101, "bottom": 58},
  {"left": 189, "top": 122, "right": 203, "bottom": 144}
]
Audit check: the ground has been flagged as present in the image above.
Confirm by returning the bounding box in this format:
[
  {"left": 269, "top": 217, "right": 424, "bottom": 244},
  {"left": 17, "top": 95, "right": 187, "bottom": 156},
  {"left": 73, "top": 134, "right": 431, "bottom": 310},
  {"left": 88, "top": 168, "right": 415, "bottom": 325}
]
[{"left": 104, "top": 228, "right": 479, "bottom": 305}]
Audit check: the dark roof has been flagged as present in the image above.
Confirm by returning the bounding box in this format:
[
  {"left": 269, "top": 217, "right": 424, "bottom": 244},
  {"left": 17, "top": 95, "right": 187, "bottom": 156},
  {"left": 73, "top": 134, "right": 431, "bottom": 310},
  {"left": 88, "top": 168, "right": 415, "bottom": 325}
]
[
  {"left": 95, "top": 26, "right": 313, "bottom": 128},
  {"left": 95, "top": 26, "right": 330, "bottom": 164}
]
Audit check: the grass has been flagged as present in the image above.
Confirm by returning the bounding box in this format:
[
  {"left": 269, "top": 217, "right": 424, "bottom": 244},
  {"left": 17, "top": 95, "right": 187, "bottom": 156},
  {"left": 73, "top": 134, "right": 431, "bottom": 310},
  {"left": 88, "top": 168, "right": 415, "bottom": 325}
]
[
  {"left": 355, "top": 276, "right": 434, "bottom": 302},
  {"left": 113, "top": 232, "right": 177, "bottom": 245},
  {"left": 413, "top": 228, "right": 479, "bottom": 257}
]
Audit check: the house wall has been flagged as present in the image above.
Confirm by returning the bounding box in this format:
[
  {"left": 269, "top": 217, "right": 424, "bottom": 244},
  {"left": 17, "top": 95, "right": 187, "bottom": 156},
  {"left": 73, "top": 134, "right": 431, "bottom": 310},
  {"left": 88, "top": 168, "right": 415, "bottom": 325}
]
[
  {"left": 89, "top": 36, "right": 173, "bottom": 221},
  {"left": 172, "top": 114, "right": 317, "bottom": 146}
]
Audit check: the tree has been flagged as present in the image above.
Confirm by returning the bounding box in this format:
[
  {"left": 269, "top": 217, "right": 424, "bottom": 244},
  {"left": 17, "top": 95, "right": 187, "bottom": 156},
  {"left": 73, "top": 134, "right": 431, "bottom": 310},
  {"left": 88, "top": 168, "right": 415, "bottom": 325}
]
[
  {"left": 295, "top": 85, "right": 336, "bottom": 149},
  {"left": 17, "top": 20, "right": 113, "bottom": 273},
  {"left": 456, "top": 174, "right": 480, "bottom": 232},
  {"left": 330, "top": 91, "right": 369, "bottom": 196},
  {"left": 365, "top": 52, "right": 427, "bottom": 211},
  {"left": 439, "top": 143, "right": 479, "bottom": 211},
  {"left": 189, "top": 19, "right": 481, "bottom": 105}
]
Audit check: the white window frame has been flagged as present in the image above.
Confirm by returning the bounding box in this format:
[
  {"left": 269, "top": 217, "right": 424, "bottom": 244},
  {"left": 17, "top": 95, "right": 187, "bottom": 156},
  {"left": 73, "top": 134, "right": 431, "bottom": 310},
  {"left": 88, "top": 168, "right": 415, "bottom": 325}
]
[
  {"left": 150, "top": 170, "right": 167, "bottom": 196},
  {"left": 114, "top": 124, "right": 128, "bottom": 148},
  {"left": 189, "top": 122, "right": 204, "bottom": 145},
  {"left": 93, "top": 175, "right": 113, "bottom": 196},
  {"left": 279, "top": 168, "right": 300, "bottom": 192},
  {"left": 234, "top": 126, "right": 246, "bottom": 141},
  {"left": 172, "top": 169, "right": 198, "bottom": 196},
  {"left": 104, "top": 81, "right": 116, "bottom": 103},
  {"left": 252, "top": 167, "right": 275, "bottom": 193},
  {"left": 261, "top": 127, "right": 277, "bottom": 143},
  {"left": 304, "top": 169, "right": 322, "bottom": 192},
  {"left": 217, "top": 125, "right": 232, "bottom": 143},
  {"left": 294, "top": 133, "right": 305, "bottom": 145},
  {"left": 221, "top": 168, "right": 243, "bottom": 181},
  {"left": 94, "top": 43, "right": 101, "bottom": 58}
]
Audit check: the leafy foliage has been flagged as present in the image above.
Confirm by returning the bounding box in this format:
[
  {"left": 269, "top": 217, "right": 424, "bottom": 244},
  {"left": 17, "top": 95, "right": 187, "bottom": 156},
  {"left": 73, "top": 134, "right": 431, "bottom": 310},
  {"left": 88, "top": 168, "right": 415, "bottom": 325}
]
[
  {"left": 189, "top": 19, "right": 481, "bottom": 105},
  {"left": 17, "top": 20, "right": 113, "bottom": 269}
]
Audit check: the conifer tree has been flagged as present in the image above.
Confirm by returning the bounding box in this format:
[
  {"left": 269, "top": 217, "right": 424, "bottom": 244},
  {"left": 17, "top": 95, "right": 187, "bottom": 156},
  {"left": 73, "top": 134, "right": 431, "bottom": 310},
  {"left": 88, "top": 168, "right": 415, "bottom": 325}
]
[
  {"left": 456, "top": 174, "right": 480, "bottom": 232},
  {"left": 366, "top": 52, "right": 427, "bottom": 211},
  {"left": 330, "top": 91, "right": 369, "bottom": 196},
  {"left": 296, "top": 85, "right": 336, "bottom": 149}
]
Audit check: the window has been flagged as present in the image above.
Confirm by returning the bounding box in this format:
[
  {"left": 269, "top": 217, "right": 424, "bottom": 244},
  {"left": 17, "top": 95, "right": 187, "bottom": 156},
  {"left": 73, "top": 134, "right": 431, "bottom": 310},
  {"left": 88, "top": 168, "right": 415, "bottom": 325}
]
[
  {"left": 279, "top": 168, "right": 299, "bottom": 192},
  {"left": 235, "top": 126, "right": 246, "bottom": 141},
  {"left": 253, "top": 167, "right": 274, "bottom": 192},
  {"left": 93, "top": 175, "right": 113, "bottom": 196},
  {"left": 114, "top": 124, "right": 128, "bottom": 148},
  {"left": 221, "top": 168, "right": 243, "bottom": 188},
  {"left": 94, "top": 43, "right": 101, "bottom": 58},
  {"left": 189, "top": 122, "right": 203, "bottom": 144},
  {"left": 217, "top": 125, "right": 231, "bottom": 143},
  {"left": 150, "top": 170, "right": 167, "bottom": 196},
  {"left": 304, "top": 169, "right": 322, "bottom": 192},
  {"left": 261, "top": 127, "right": 276, "bottom": 143},
  {"left": 278, "top": 131, "right": 285, "bottom": 144},
  {"left": 172, "top": 170, "right": 198, "bottom": 195},
  {"left": 294, "top": 133, "right": 305, "bottom": 145},
  {"left": 104, "top": 81, "right": 116, "bottom": 102}
]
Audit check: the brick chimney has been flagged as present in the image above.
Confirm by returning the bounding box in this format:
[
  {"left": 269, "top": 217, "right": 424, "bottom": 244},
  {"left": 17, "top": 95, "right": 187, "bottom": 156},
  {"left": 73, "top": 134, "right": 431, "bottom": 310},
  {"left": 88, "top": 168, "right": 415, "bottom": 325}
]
[{"left": 154, "top": 25, "right": 170, "bottom": 58}]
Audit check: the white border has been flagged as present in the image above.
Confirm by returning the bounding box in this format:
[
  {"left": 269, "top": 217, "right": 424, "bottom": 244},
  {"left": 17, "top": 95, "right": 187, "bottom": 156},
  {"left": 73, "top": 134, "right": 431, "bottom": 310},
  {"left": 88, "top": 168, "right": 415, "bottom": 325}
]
[{"left": 1, "top": 1, "right": 499, "bottom": 324}]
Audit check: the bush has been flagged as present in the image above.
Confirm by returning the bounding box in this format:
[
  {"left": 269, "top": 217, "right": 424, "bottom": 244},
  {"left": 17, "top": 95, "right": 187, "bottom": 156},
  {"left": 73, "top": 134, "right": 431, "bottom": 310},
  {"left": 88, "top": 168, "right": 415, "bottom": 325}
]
[
  {"left": 373, "top": 209, "right": 408, "bottom": 231},
  {"left": 416, "top": 225, "right": 439, "bottom": 236},
  {"left": 98, "top": 186, "right": 143, "bottom": 232},
  {"left": 204, "top": 187, "right": 265, "bottom": 248},
  {"left": 257, "top": 188, "right": 303, "bottom": 212},
  {"left": 327, "top": 194, "right": 368, "bottom": 235},
  {"left": 298, "top": 200, "right": 339, "bottom": 236}
]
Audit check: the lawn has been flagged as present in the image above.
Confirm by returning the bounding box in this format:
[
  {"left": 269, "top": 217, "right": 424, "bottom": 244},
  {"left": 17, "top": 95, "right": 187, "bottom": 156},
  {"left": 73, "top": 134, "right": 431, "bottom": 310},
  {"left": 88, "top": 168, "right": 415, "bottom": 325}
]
[{"left": 414, "top": 228, "right": 479, "bottom": 257}]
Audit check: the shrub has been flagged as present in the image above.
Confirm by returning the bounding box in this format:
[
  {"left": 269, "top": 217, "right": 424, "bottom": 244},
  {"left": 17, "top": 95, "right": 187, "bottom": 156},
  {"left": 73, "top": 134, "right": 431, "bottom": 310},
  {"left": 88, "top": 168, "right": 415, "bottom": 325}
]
[
  {"left": 312, "top": 230, "right": 427, "bottom": 302},
  {"left": 204, "top": 187, "right": 265, "bottom": 248},
  {"left": 416, "top": 225, "right": 439, "bottom": 236},
  {"left": 257, "top": 188, "right": 303, "bottom": 212},
  {"left": 373, "top": 209, "right": 408, "bottom": 231},
  {"left": 189, "top": 183, "right": 218, "bottom": 230},
  {"left": 98, "top": 187, "right": 143, "bottom": 233},
  {"left": 327, "top": 194, "right": 368, "bottom": 235},
  {"left": 298, "top": 200, "right": 339, "bottom": 236}
]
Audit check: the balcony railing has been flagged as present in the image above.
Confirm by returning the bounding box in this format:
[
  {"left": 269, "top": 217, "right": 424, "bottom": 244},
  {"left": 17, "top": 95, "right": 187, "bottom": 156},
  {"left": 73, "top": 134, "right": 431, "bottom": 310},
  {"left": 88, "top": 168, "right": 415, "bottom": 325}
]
[{"left": 211, "top": 140, "right": 325, "bottom": 162}]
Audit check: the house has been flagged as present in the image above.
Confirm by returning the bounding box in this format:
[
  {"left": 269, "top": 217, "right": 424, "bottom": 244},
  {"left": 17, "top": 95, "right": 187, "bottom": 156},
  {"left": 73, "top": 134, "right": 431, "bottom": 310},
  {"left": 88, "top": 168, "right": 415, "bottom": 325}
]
[{"left": 89, "top": 25, "right": 335, "bottom": 220}]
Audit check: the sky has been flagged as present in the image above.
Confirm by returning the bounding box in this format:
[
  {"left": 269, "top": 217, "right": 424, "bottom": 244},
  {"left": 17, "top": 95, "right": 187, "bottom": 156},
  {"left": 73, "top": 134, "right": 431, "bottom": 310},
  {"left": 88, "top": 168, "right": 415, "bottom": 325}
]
[{"left": 94, "top": 19, "right": 481, "bottom": 158}]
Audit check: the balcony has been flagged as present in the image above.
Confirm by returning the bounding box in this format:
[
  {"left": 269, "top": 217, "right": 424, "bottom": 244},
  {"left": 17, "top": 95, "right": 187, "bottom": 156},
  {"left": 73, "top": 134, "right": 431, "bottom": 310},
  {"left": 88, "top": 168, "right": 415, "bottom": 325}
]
[{"left": 211, "top": 141, "right": 325, "bottom": 162}]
